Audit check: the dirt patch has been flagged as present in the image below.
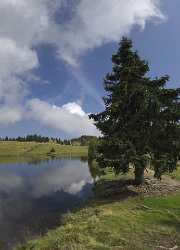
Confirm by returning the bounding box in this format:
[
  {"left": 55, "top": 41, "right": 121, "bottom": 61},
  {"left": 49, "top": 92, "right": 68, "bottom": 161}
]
[
  {"left": 96, "top": 174, "right": 180, "bottom": 201},
  {"left": 128, "top": 176, "right": 180, "bottom": 197}
]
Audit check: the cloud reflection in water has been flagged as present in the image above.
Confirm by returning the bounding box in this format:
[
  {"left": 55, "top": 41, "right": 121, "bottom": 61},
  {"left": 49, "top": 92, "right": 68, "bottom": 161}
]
[{"left": 0, "top": 158, "right": 93, "bottom": 249}]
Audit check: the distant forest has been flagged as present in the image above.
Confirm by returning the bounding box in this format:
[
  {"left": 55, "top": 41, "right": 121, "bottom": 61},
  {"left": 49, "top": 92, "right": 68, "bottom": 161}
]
[{"left": 0, "top": 135, "right": 97, "bottom": 146}]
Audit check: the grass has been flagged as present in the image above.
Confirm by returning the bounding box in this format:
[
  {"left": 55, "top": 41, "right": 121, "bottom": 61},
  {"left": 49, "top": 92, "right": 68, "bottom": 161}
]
[
  {"left": 0, "top": 141, "right": 88, "bottom": 163},
  {"left": 169, "top": 166, "right": 180, "bottom": 181},
  {"left": 15, "top": 169, "right": 180, "bottom": 250}
]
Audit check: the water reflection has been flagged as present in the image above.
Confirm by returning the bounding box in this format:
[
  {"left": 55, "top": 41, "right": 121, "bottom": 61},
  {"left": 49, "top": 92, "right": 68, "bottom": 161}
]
[{"left": 0, "top": 157, "right": 93, "bottom": 249}]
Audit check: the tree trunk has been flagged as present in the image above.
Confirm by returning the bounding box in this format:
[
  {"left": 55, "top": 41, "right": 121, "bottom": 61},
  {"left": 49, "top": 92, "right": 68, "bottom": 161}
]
[{"left": 134, "top": 167, "right": 145, "bottom": 185}]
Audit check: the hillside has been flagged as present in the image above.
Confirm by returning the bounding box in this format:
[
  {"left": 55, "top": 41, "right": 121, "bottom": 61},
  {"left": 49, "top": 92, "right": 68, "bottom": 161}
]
[{"left": 0, "top": 141, "right": 88, "bottom": 162}]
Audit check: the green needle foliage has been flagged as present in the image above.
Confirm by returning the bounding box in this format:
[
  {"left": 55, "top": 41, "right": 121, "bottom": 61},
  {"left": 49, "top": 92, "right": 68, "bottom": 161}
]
[{"left": 90, "top": 37, "right": 180, "bottom": 185}]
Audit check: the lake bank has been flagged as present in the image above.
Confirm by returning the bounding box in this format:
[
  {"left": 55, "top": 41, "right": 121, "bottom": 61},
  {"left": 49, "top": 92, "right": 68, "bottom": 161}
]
[
  {"left": 0, "top": 142, "right": 88, "bottom": 163},
  {"left": 16, "top": 168, "right": 180, "bottom": 250}
]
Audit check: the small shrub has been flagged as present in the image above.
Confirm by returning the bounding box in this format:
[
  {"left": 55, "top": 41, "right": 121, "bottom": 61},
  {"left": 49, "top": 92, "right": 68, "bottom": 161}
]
[{"left": 50, "top": 147, "right": 56, "bottom": 153}]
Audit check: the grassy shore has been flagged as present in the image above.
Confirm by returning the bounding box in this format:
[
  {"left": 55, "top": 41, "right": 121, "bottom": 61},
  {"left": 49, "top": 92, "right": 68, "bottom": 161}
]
[
  {"left": 16, "top": 169, "right": 180, "bottom": 250},
  {"left": 0, "top": 141, "right": 88, "bottom": 162}
]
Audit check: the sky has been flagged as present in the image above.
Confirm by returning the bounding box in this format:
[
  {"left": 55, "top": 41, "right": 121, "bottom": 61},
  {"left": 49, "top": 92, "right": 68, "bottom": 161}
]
[{"left": 0, "top": 0, "right": 179, "bottom": 139}]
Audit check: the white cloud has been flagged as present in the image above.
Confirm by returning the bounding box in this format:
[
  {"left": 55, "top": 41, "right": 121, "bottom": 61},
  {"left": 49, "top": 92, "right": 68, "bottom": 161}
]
[
  {"left": 0, "top": 106, "right": 23, "bottom": 124},
  {"left": 0, "top": 0, "right": 61, "bottom": 123},
  {"left": 44, "top": 0, "right": 164, "bottom": 107},
  {"left": 0, "top": 0, "right": 164, "bottom": 130},
  {"left": 0, "top": 38, "right": 38, "bottom": 77},
  {"left": 48, "top": 0, "right": 164, "bottom": 66},
  {"left": 63, "top": 102, "right": 86, "bottom": 116},
  {"left": 28, "top": 99, "right": 100, "bottom": 137}
]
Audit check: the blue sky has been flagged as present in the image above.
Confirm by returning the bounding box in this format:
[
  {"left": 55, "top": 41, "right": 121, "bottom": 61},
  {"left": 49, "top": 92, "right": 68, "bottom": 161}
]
[{"left": 0, "top": 0, "right": 179, "bottom": 138}]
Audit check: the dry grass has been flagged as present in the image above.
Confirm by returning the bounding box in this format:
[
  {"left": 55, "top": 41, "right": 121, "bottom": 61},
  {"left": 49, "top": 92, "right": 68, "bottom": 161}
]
[{"left": 0, "top": 141, "right": 88, "bottom": 162}]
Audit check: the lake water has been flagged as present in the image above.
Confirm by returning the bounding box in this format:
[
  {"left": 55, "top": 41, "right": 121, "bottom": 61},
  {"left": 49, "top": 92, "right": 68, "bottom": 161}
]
[{"left": 0, "top": 157, "right": 93, "bottom": 249}]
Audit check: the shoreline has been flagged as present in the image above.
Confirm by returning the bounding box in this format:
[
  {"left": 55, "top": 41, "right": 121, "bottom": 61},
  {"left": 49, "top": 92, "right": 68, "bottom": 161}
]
[{"left": 15, "top": 168, "right": 180, "bottom": 250}]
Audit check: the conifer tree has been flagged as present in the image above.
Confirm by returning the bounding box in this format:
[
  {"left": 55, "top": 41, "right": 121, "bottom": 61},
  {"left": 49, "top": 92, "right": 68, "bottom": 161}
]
[{"left": 90, "top": 37, "right": 180, "bottom": 185}]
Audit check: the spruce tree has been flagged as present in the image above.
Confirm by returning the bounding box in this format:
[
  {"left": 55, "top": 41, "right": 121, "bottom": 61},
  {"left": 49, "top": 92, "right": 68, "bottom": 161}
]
[{"left": 90, "top": 37, "right": 180, "bottom": 185}]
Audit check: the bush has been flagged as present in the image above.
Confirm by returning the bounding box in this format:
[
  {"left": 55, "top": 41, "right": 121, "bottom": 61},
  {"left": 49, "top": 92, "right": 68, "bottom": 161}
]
[{"left": 50, "top": 147, "right": 56, "bottom": 153}]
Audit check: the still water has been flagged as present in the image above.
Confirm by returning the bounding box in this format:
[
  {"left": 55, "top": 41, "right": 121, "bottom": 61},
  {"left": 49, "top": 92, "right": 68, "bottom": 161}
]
[{"left": 0, "top": 157, "right": 93, "bottom": 249}]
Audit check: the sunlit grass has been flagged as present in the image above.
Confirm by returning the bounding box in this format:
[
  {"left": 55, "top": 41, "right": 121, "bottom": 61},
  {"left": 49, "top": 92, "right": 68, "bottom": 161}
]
[
  {"left": 15, "top": 192, "right": 180, "bottom": 250},
  {"left": 0, "top": 141, "right": 88, "bottom": 162}
]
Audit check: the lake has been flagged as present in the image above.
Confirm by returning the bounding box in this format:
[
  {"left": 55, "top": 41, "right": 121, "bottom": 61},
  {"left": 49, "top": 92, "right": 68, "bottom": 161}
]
[{"left": 0, "top": 157, "right": 94, "bottom": 249}]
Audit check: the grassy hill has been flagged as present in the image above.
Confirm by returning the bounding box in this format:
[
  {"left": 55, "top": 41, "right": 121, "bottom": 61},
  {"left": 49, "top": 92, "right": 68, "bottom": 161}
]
[
  {"left": 15, "top": 169, "right": 180, "bottom": 250},
  {"left": 0, "top": 141, "right": 88, "bottom": 162}
]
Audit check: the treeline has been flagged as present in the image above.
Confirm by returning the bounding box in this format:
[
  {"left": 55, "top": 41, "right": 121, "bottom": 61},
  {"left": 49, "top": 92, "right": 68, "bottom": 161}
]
[{"left": 0, "top": 134, "right": 97, "bottom": 146}]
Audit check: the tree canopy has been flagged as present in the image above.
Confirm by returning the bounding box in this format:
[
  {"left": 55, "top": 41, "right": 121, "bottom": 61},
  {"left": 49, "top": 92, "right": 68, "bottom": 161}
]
[{"left": 90, "top": 37, "right": 180, "bottom": 184}]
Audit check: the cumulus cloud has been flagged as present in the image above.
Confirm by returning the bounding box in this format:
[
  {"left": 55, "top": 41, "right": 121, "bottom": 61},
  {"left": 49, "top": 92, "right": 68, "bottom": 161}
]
[
  {"left": 28, "top": 99, "right": 100, "bottom": 137},
  {"left": 0, "top": 0, "right": 61, "bottom": 123},
  {"left": 43, "top": 0, "right": 164, "bottom": 109},
  {"left": 0, "top": 0, "right": 164, "bottom": 132},
  {"left": 49, "top": 0, "right": 164, "bottom": 66},
  {"left": 0, "top": 106, "right": 23, "bottom": 124}
]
